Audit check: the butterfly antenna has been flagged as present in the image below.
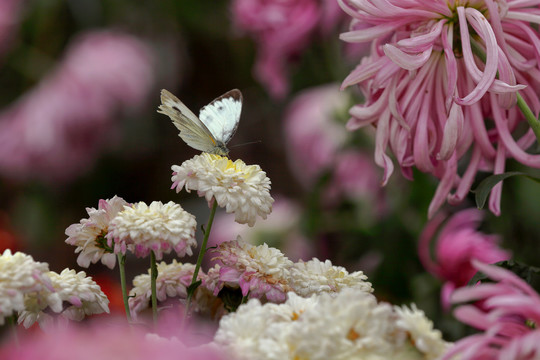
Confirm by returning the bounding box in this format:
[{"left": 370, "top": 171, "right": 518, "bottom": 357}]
[{"left": 229, "top": 140, "right": 262, "bottom": 149}]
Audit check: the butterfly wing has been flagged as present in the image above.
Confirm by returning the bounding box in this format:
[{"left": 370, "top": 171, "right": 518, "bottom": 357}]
[
  {"left": 199, "top": 89, "right": 242, "bottom": 145},
  {"left": 158, "top": 89, "right": 219, "bottom": 153}
]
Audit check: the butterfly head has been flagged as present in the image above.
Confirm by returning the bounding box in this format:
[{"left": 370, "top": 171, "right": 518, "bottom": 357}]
[{"left": 210, "top": 142, "right": 229, "bottom": 156}]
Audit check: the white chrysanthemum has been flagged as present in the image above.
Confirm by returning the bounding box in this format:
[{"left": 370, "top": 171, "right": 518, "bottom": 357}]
[
  {"left": 394, "top": 304, "right": 450, "bottom": 359},
  {"left": 214, "top": 288, "right": 449, "bottom": 360},
  {"left": 0, "top": 250, "right": 56, "bottom": 325},
  {"left": 18, "top": 269, "right": 109, "bottom": 329},
  {"left": 107, "top": 201, "right": 197, "bottom": 259},
  {"left": 290, "top": 258, "right": 373, "bottom": 297},
  {"left": 211, "top": 239, "right": 293, "bottom": 302},
  {"left": 65, "top": 195, "right": 129, "bottom": 269},
  {"left": 129, "top": 260, "right": 213, "bottom": 318},
  {"left": 171, "top": 153, "right": 274, "bottom": 227}
]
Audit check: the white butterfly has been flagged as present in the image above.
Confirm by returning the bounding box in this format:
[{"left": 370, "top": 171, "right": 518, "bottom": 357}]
[{"left": 158, "top": 89, "right": 243, "bottom": 156}]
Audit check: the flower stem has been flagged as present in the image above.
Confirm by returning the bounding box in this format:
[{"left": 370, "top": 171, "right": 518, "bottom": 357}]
[
  {"left": 184, "top": 200, "right": 218, "bottom": 317},
  {"left": 7, "top": 315, "right": 19, "bottom": 347},
  {"left": 117, "top": 253, "right": 132, "bottom": 323},
  {"left": 517, "top": 93, "right": 540, "bottom": 145},
  {"left": 150, "top": 250, "right": 158, "bottom": 325}
]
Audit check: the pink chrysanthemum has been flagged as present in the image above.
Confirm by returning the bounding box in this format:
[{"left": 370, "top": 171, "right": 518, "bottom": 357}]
[
  {"left": 418, "top": 208, "right": 510, "bottom": 309},
  {"left": 207, "top": 238, "right": 293, "bottom": 303},
  {"left": 339, "top": 0, "right": 540, "bottom": 217},
  {"left": 442, "top": 261, "right": 540, "bottom": 360}
]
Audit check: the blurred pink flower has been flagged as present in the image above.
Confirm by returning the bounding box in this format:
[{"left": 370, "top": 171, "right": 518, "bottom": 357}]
[
  {"left": 207, "top": 197, "right": 314, "bottom": 264},
  {"left": 339, "top": 0, "right": 540, "bottom": 217},
  {"left": 442, "top": 261, "right": 540, "bottom": 360},
  {"left": 0, "top": 0, "right": 22, "bottom": 57},
  {"left": 232, "top": 0, "right": 345, "bottom": 98},
  {"left": 0, "top": 30, "right": 154, "bottom": 183},
  {"left": 284, "top": 84, "right": 349, "bottom": 186},
  {"left": 418, "top": 209, "right": 510, "bottom": 309},
  {"left": 284, "top": 84, "right": 385, "bottom": 210},
  {"left": 0, "top": 318, "right": 225, "bottom": 360}
]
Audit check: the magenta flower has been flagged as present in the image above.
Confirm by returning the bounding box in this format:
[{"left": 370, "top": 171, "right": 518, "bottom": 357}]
[
  {"left": 232, "top": 0, "right": 325, "bottom": 98},
  {"left": 0, "top": 30, "right": 154, "bottom": 183},
  {"left": 339, "top": 0, "right": 540, "bottom": 217},
  {"left": 441, "top": 261, "right": 540, "bottom": 360},
  {"left": 419, "top": 208, "right": 510, "bottom": 309}
]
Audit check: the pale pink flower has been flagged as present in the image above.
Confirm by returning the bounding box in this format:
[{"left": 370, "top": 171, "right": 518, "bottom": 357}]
[
  {"left": 441, "top": 261, "right": 540, "bottom": 360},
  {"left": 0, "top": 30, "right": 154, "bottom": 183},
  {"left": 339, "top": 0, "right": 540, "bottom": 217},
  {"left": 65, "top": 195, "right": 129, "bottom": 269},
  {"left": 231, "top": 0, "right": 320, "bottom": 98},
  {"left": 207, "top": 239, "right": 293, "bottom": 303},
  {"left": 418, "top": 209, "right": 510, "bottom": 309}
]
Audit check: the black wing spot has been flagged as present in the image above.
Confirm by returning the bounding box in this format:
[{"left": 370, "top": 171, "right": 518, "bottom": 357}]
[{"left": 173, "top": 106, "right": 181, "bottom": 112}]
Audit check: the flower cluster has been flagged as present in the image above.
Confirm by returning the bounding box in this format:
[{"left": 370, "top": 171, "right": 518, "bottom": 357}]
[
  {"left": 207, "top": 239, "right": 373, "bottom": 304},
  {"left": 0, "top": 250, "right": 55, "bottom": 325},
  {"left": 214, "top": 289, "right": 449, "bottom": 359},
  {"left": 171, "top": 153, "right": 274, "bottom": 227},
  {"left": 18, "top": 269, "right": 109, "bottom": 329},
  {"left": 107, "top": 201, "right": 197, "bottom": 259},
  {"left": 443, "top": 261, "right": 540, "bottom": 359},
  {"left": 65, "top": 196, "right": 129, "bottom": 269},
  {"left": 0, "top": 30, "right": 154, "bottom": 183},
  {"left": 418, "top": 208, "right": 510, "bottom": 309},
  {"left": 339, "top": 0, "right": 540, "bottom": 216}
]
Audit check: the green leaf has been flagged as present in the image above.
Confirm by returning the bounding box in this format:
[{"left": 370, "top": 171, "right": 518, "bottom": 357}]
[
  {"left": 469, "top": 260, "right": 540, "bottom": 289},
  {"left": 472, "top": 172, "right": 540, "bottom": 209}
]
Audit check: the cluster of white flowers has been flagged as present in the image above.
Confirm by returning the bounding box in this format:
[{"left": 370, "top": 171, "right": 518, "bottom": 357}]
[
  {"left": 19, "top": 269, "right": 109, "bottom": 329},
  {"left": 0, "top": 249, "right": 109, "bottom": 328},
  {"left": 107, "top": 201, "right": 197, "bottom": 259},
  {"left": 0, "top": 250, "right": 56, "bottom": 325},
  {"left": 214, "top": 289, "right": 450, "bottom": 359},
  {"left": 65, "top": 195, "right": 129, "bottom": 269},
  {"left": 171, "top": 153, "right": 274, "bottom": 227}
]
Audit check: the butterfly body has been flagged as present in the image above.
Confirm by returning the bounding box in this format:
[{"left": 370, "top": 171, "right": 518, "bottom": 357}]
[{"left": 158, "top": 89, "right": 243, "bottom": 156}]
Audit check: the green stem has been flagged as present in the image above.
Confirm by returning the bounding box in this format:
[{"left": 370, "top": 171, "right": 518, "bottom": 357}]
[
  {"left": 185, "top": 201, "right": 218, "bottom": 317},
  {"left": 517, "top": 93, "right": 540, "bottom": 145},
  {"left": 117, "top": 253, "right": 132, "bottom": 323},
  {"left": 150, "top": 250, "right": 158, "bottom": 325}
]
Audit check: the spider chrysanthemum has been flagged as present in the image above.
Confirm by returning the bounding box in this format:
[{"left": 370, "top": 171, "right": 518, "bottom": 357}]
[{"left": 171, "top": 153, "right": 274, "bottom": 227}]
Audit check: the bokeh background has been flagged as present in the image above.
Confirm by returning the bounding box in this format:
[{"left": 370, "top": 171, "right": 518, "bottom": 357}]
[{"left": 1, "top": 0, "right": 539, "bottom": 340}]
